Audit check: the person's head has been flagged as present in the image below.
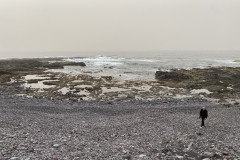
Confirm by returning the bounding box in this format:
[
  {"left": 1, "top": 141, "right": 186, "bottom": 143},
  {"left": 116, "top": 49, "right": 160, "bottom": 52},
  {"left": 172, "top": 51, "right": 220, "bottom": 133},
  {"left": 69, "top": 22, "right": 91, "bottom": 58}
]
[{"left": 202, "top": 106, "right": 206, "bottom": 110}]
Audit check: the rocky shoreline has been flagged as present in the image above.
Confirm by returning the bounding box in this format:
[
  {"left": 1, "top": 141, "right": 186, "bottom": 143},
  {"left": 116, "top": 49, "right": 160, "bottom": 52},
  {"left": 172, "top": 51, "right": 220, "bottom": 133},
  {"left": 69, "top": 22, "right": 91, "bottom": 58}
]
[
  {"left": 155, "top": 67, "right": 240, "bottom": 106},
  {"left": 1, "top": 58, "right": 240, "bottom": 159},
  {"left": 1, "top": 58, "right": 240, "bottom": 106}
]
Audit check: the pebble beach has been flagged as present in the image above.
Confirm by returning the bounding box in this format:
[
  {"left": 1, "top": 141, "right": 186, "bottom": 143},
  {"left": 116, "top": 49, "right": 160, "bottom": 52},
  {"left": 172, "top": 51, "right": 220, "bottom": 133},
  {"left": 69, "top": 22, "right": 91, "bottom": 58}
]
[{"left": 1, "top": 91, "right": 240, "bottom": 159}]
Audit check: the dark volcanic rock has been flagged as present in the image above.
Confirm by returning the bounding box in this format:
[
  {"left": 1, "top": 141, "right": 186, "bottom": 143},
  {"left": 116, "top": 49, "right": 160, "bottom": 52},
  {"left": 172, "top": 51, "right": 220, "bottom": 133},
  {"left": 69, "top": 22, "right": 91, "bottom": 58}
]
[
  {"left": 155, "top": 67, "right": 240, "bottom": 105},
  {"left": 42, "top": 81, "right": 60, "bottom": 85},
  {"left": 44, "top": 61, "right": 86, "bottom": 69},
  {"left": 27, "top": 79, "right": 40, "bottom": 83},
  {"left": 0, "top": 71, "right": 11, "bottom": 75},
  {"left": 101, "top": 76, "right": 113, "bottom": 81},
  {"left": 0, "top": 58, "right": 86, "bottom": 71},
  {"left": 0, "top": 59, "right": 43, "bottom": 71},
  {"left": 155, "top": 71, "right": 191, "bottom": 81}
]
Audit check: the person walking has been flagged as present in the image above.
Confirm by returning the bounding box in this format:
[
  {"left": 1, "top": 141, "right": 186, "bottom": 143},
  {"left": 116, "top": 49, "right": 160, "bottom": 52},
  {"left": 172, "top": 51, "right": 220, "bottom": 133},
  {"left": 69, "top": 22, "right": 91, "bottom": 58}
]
[{"left": 199, "top": 106, "right": 208, "bottom": 128}]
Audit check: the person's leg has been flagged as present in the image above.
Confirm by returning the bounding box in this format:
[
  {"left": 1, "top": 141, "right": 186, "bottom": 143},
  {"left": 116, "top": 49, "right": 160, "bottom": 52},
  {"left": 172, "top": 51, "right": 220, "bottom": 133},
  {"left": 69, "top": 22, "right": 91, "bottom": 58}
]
[{"left": 201, "top": 117, "right": 205, "bottom": 127}]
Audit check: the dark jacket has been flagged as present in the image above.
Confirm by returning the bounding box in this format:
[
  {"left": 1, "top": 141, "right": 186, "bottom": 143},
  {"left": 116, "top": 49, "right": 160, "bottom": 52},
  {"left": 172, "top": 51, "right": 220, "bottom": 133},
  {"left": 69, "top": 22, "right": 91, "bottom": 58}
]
[{"left": 200, "top": 109, "right": 208, "bottom": 118}]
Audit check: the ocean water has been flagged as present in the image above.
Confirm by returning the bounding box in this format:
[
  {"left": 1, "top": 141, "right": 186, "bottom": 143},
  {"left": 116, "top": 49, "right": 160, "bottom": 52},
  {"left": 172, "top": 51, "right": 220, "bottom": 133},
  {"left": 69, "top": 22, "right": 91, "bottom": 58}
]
[{"left": 48, "top": 51, "right": 240, "bottom": 81}]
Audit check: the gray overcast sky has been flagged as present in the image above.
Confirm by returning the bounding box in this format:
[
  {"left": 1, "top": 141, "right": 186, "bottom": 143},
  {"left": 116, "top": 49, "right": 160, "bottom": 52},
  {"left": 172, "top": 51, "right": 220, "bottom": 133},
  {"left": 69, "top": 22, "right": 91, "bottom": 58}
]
[{"left": 0, "top": 0, "right": 240, "bottom": 56}]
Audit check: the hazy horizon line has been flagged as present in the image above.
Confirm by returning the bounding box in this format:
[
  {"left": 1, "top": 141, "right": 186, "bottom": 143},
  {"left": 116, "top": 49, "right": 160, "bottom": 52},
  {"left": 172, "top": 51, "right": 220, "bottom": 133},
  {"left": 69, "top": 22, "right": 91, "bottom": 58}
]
[{"left": 1, "top": 49, "right": 240, "bottom": 54}]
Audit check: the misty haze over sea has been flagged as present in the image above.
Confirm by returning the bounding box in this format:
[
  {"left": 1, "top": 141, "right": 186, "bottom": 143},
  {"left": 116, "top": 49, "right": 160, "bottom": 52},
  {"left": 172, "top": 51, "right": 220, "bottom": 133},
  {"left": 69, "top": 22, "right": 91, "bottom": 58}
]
[{"left": 1, "top": 50, "right": 240, "bottom": 59}]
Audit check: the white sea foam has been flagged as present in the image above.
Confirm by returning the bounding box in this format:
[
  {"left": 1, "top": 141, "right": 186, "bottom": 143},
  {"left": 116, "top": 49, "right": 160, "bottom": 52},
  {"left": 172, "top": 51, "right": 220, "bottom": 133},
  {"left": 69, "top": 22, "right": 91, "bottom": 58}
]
[
  {"left": 93, "top": 61, "right": 123, "bottom": 66},
  {"left": 215, "top": 60, "right": 238, "bottom": 64},
  {"left": 47, "top": 53, "right": 240, "bottom": 81},
  {"left": 65, "top": 55, "right": 125, "bottom": 66},
  {"left": 125, "top": 58, "right": 159, "bottom": 63}
]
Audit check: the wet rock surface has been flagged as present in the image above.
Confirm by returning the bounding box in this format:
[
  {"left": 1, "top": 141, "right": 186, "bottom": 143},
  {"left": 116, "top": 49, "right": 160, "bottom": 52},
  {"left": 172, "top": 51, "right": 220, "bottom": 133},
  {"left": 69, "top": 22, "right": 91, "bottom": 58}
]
[
  {"left": 0, "top": 93, "right": 240, "bottom": 159},
  {"left": 0, "top": 58, "right": 86, "bottom": 72},
  {"left": 156, "top": 67, "right": 240, "bottom": 106},
  {"left": 155, "top": 71, "right": 191, "bottom": 81},
  {"left": 1, "top": 58, "right": 240, "bottom": 106}
]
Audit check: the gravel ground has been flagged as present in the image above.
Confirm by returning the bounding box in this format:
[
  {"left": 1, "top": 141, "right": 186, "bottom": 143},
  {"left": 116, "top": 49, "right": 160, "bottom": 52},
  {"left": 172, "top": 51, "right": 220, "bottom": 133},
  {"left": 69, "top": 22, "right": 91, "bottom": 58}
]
[{"left": 0, "top": 92, "right": 240, "bottom": 160}]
